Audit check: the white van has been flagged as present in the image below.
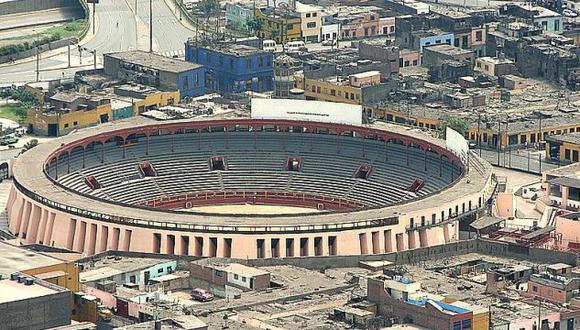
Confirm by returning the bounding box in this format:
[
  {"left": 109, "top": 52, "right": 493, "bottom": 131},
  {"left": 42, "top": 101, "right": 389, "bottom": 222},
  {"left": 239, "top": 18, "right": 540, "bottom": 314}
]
[
  {"left": 263, "top": 39, "right": 276, "bottom": 52},
  {"left": 285, "top": 41, "right": 305, "bottom": 53}
]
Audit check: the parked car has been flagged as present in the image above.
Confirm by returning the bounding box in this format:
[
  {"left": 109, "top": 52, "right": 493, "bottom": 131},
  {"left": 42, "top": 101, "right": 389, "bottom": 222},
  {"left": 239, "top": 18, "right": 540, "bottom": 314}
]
[
  {"left": 263, "top": 39, "right": 276, "bottom": 52},
  {"left": 322, "top": 39, "right": 337, "bottom": 46},
  {"left": 563, "top": 9, "right": 578, "bottom": 17},
  {"left": 191, "top": 288, "right": 214, "bottom": 302},
  {"left": 285, "top": 41, "right": 305, "bottom": 53},
  {"left": 0, "top": 136, "right": 18, "bottom": 146}
]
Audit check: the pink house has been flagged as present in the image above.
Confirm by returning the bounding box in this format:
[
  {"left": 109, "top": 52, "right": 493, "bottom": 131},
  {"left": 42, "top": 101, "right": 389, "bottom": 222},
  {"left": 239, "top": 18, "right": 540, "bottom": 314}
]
[{"left": 337, "top": 8, "right": 394, "bottom": 39}]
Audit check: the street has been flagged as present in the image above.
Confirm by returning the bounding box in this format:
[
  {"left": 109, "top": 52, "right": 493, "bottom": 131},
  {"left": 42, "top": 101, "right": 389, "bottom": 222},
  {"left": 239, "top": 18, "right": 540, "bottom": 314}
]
[{"left": 0, "top": 0, "right": 194, "bottom": 84}]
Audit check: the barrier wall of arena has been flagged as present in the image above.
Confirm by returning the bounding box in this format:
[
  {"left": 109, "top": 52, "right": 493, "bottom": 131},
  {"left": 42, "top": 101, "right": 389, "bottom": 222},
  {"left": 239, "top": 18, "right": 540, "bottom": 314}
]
[{"left": 7, "top": 179, "right": 493, "bottom": 258}]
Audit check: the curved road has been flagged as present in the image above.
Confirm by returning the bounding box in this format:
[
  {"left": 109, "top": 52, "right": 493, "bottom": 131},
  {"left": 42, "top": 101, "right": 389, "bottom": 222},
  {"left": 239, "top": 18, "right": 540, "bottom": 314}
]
[{"left": 0, "top": 0, "right": 193, "bottom": 84}]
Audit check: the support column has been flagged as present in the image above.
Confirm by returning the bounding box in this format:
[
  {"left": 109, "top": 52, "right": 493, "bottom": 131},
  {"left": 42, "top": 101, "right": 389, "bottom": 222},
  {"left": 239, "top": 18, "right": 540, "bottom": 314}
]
[
  {"left": 37, "top": 209, "right": 48, "bottom": 244},
  {"left": 25, "top": 205, "right": 41, "bottom": 244},
  {"left": 18, "top": 201, "right": 32, "bottom": 239}
]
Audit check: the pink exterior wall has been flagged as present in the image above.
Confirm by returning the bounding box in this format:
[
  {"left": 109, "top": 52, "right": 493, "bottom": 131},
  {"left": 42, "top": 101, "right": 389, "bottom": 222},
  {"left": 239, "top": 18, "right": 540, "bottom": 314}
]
[
  {"left": 6, "top": 172, "right": 494, "bottom": 258},
  {"left": 509, "top": 311, "right": 560, "bottom": 330},
  {"left": 81, "top": 285, "right": 117, "bottom": 308},
  {"left": 341, "top": 12, "right": 391, "bottom": 39},
  {"left": 495, "top": 192, "right": 514, "bottom": 218},
  {"left": 555, "top": 216, "right": 580, "bottom": 248}
]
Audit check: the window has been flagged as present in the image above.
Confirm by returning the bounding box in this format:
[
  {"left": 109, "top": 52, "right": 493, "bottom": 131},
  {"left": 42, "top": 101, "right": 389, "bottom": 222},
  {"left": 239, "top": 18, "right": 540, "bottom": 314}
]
[
  {"left": 306, "top": 13, "right": 311, "bottom": 17},
  {"left": 565, "top": 149, "right": 571, "bottom": 160},
  {"left": 317, "top": 86, "right": 321, "bottom": 93},
  {"left": 404, "top": 60, "right": 410, "bottom": 67},
  {"left": 370, "top": 15, "right": 375, "bottom": 20},
  {"left": 73, "top": 121, "right": 78, "bottom": 126},
  {"left": 234, "top": 274, "right": 239, "bottom": 280},
  {"left": 533, "top": 285, "right": 538, "bottom": 292},
  {"left": 167, "top": 266, "right": 172, "bottom": 273},
  {"left": 476, "top": 30, "right": 483, "bottom": 41},
  {"left": 130, "top": 275, "right": 137, "bottom": 283},
  {"left": 307, "top": 22, "right": 316, "bottom": 28},
  {"left": 453, "top": 322, "right": 461, "bottom": 330},
  {"left": 574, "top": 150, "right": 578, "bottom": 162},
  {"left": 64, "top": 123, "right": 69, "bottom": 128},
  {"left": 331, "top": 89, "right": 336, "bottom": 96},
  {"left": 412, "top": 59, "right": 418, "bottom": 65},
  {"left": 461, "top": 319, "right": 471, "bottom": 329},
  {"left": 183, "top": 75, "right": 189, "bottom": 90},
  {"left": 313, "top": 12, "right": 317, "bottom": 17},
  {"left": 158, "top": 268, "right": 163, "bottom": 273},
  {"left": 242, "top": 276, "right": 246, "bottom": 282},
  {"left": 287, "top": 24, "right": 293, "bottom": 30},
  {"left": 390, "top": 26, "right": 395, "bottom": 33},
  {"left": 258, "top": 56, "right": 263, "bottom": 67},
  {"left": 555, "top": 19, "right": 560, "bottom": 31}
]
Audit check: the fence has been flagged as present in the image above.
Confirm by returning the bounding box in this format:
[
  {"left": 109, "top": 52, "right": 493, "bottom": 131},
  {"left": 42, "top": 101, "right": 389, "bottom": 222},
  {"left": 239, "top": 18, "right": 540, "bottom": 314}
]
[{"left": 475, "top": 146, "right": 565, "bottom": 174}]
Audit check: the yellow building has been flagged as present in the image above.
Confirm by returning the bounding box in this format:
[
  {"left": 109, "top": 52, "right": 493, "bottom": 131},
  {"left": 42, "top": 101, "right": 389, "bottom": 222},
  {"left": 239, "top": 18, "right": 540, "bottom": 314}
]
[
  {"left": 255, "top": 7, "right": 302, "bottom": 43},
  {"left": 295, "top": 71, "right": 385, "bottom": 106},
  {"left": 27, "top": 88, "right": 180, "bottom": 137},
  {"left": 545, "top": 133, "right": 580, "bottom": 162},
  {"left": 27, "top": 92, "right": 113, "bottom": 137},
  {"left": 132, "top": 89, "right": 180, "bottom": 115},
  {"left": 0, "top": 241, "right": 91, "bottom": 322}
]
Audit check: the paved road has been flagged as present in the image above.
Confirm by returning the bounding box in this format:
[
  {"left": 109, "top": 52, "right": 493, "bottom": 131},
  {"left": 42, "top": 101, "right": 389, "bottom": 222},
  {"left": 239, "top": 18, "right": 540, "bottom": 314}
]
[
  {"left": 134, "top": 0, "right": 194, "bottom": 53},
  {"left": 0, "top": 0, "right": 192, "bottom": 84}
]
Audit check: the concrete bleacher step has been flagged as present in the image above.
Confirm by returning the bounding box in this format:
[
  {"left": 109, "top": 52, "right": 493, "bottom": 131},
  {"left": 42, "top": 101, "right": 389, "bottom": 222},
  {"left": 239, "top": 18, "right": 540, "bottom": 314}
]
[{"left": 217, "top": 171, "right": 225, "bottom": 192}]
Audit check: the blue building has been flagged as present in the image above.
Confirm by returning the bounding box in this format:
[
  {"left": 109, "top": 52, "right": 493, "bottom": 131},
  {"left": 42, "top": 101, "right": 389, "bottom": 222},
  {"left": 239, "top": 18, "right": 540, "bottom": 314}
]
[
  {"left": 103, "top": 50, "right": 206, "bottom": 100},
  {"left": 185, "top": 41, "right": 274, "bottom": 94}
]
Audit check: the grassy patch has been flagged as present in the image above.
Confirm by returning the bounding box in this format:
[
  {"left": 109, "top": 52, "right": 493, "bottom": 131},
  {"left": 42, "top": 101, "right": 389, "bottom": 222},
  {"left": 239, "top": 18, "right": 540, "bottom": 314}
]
[
  {"left": 0, "top": 20, "right": 88, "bottom": 56},
  {"left": 0, "top": 103, "right": 28, "bottom": 122},
  {"left": 43, "top": 19, "right": 88, "bottom": 40}
]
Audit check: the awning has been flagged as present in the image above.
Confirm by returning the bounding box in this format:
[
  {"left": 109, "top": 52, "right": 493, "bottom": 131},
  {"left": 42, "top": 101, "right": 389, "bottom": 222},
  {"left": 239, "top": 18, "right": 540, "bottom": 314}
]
[{"left": 470, "top": 216, "right": 504, "bottom": 230}]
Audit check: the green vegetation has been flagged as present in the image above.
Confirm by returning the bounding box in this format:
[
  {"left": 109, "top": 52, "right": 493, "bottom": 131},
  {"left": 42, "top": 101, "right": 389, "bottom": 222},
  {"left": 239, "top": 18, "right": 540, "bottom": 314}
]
[
  {"left": 43, "top": 19, "right": 88, "bottom": 40},
  {"left": 0, "top": 104, "right": 28, "bottom": 123},
  {"left": 438, "top": 114, "right": 469, "bottom": 139},
  {"left": 0, "top": 19, "right": 87, "bottom": 57},
  {"left": 247, "top": 17, "right": 264, "bottom": 34}
]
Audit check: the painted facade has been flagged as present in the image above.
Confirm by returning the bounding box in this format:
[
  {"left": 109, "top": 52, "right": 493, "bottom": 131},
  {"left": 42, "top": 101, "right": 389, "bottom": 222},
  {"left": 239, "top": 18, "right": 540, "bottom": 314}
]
[{"left": 185, "top": 43, "right": 274, "bottom": 94}]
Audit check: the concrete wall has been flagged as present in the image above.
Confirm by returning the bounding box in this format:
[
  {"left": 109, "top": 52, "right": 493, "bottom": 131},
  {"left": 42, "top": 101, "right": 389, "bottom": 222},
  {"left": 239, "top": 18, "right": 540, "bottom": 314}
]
[
  {"left": 0, "top": 286, "right": 70, "bottom": 329},
  {"left": 0, "top": 0, "right": 83, "bottom": 15},
  {"left": 0, "top": 37, "right": 77, "bottom": 64},
  {"left": 225, "top": 239, "right": 578, "bottom": 270}
]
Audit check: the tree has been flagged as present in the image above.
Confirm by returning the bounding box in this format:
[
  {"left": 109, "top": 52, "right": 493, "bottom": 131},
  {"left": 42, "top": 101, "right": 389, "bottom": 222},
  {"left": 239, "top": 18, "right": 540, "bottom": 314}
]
[
  {"left": 199, "top": 0, "right": 220, "bottom": 20},
  {"left": 247, "top": 16, "right": 264, "bottom": 35},
  {"left": 438, "top": 114, "right": 469, "bottom": 139},
  {"left": 270, "top": 28, "right": 280, "bottom": 42}
]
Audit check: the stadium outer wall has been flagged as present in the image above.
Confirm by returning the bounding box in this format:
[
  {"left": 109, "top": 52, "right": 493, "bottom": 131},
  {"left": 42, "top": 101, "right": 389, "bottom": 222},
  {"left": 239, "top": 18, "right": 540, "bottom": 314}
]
[{"left": 7, "top": 118, "right": 496, "bottom": 258}]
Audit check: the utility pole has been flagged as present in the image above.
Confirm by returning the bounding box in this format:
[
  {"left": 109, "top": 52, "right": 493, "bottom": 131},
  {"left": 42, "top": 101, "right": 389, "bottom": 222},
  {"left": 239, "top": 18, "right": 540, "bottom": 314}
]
[
  {"left": 93, "top": 50, "right": 97, "bottom": 71},
  {"left": 93, "top": 2, "right": 96, "bottom": 35},
  {"left": 67, "top": 43, "right": 71, "bottom": 68},
  {"left": 149, "top": 0, "right": 153, "bottom": 53},
  {"left": 477, "top": 111, "right": 481, "bottom": 157},
  {"left": 497, "top": 118, "right": 501, "bottom": 166},
  {"left": 35, "top": 32, "right": 40, "bottom": 82}
]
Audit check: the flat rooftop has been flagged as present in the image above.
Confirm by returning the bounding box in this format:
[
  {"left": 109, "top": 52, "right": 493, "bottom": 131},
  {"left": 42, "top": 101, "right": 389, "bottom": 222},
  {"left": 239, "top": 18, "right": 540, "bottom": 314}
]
[
  {"left": 0, "top": 241, "right": 64, "bottom": 278},
  {"left": 192, "top": 42, "right": 269, "bottom": 57},
  {"left": 546, "top": 132, "right": 580, "bottom": 145},
  {"left": 425, "top": 44, "right": 472, "bottom": 56},
  {"left": 0, "top": 278, "right": 64, "bottom": 303},
  {"left": 80, "top": 256, "right": 173, "bottom": 282},
  {"left": 105, "top": 50, "right": 203, "bottom": 73}
]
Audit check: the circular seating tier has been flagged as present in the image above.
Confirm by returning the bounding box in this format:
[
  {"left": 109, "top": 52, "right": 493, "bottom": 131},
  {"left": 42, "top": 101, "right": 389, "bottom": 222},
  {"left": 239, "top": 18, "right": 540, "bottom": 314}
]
[{"left": 51, "top": 131, "right": 461, "bottom": 210}]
